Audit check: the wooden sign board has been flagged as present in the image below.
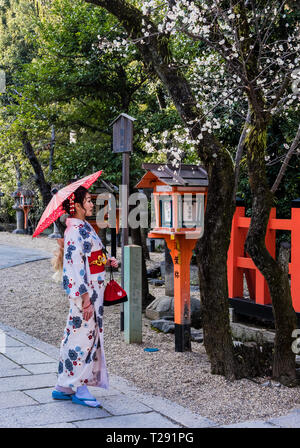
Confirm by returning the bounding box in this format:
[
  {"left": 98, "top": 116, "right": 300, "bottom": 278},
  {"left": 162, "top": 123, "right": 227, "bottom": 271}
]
[{"left": 111, "top": 113, "right": 136, "bottom": 153}]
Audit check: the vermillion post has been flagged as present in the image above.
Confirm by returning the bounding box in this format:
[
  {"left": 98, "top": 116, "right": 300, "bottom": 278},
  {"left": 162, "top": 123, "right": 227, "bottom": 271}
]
[
  {"left": 291, "top": 199, "right": 300, "bottom": 312},
  {"left": 164, "top": 234, "right": 196, "bottom": 352},
  {"left": 255, "top": 208, "right": 275, "bottom": 305},
  {"left": 227, "top": 202, "right": 245, "bottom": 299}
]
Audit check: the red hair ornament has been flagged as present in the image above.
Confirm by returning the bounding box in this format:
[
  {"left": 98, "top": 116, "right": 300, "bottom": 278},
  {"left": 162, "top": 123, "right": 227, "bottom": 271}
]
[{"left": 69, "top": 193, "right": 75, "bottom": 215}]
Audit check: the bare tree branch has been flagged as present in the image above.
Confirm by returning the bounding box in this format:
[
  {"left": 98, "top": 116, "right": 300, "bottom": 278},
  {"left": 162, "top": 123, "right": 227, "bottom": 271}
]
[
  {"left": 271, "top": 122, "right": 300, "bottom": 193},
  {"left": 233, "top": 103, "right": 251, "bottom": 200},
  {"left": 268, "top": 75, "right": 290, "bottom": 112}
]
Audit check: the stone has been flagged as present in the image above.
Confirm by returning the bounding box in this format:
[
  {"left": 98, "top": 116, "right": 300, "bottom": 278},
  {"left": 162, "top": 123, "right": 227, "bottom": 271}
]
[
  {"left": 0, "top": 324, "right": 60, "bottom": 360},
  {"left": 24, "top": 363, "right": 58, "bottom": 374},
  {"left": 230, "top": 322, "right": 275, "bottom": 344},
  {"left": 0, "top": 353, "right": 22, "bottom": 370},
  {"left": 0, "top": 401, "right": 109, "bottom": 428},
  {"left": 146, "top": 297, "right": 173, "bottom": 320},
  {"left": 74, "top": 411, "right": 181, "bottom": 428},
  {"left": 129, "top": 391, "right": 218, "bottom": 428},
  {"left": 191, "top": 329, "right": 203, "bottom": 343},
  {"left": 268, "top": 409, "right": 300, "bottom": 428},
  {"left": 146, "top": 266, "right": 161, "bottom": 279},
  {"left": 151, "top": 319, "right": 175, "bottom": 334},
  {"left": 151, "top": 320, "right": 203, "bottom": 341},
  {"left": 0, "top": 373, "right": 57, "bottom": 393},
  {"left": 0, "top": 368, "right": 31, "bottom": 378},
  {"left": 24, "top": 387, "right": 60, "bottom": 404},
  {"left": 148, "top": 279, "right": 165, "bottom": 286},
  {"left": 0, "top": 391, "right": 36, "bottom": 409},
  {"left": 4, "top": 347, "right": 57, "bottom": 365},
  {"left": 0, "top": 335, "right": 25, "bottom": 348},
  {"left": 145, "top": 295, "right": 201, "bottom": 322},
  {"left": 29, "top": 423, "right": 77, "bottom": 428},
  {"left": 100, "top": 395, "right": 152, "bottom": 416}
]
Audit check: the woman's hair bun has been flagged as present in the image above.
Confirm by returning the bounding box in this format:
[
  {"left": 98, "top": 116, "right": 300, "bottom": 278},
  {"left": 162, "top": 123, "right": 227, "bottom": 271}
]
[{"left": 62, "top": 186, "right": 89, "bottom": 215}]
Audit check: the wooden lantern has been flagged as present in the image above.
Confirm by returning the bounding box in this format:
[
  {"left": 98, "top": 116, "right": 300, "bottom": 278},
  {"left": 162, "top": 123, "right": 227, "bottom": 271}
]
[{"left": 136, "top": 163, "right": 208, "bottom": 352}]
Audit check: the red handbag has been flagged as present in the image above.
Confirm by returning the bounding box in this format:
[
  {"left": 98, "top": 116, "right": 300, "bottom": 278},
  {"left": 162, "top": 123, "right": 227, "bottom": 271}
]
[{"left": 103, "top": 265, "right": 128, "bottom": 306}]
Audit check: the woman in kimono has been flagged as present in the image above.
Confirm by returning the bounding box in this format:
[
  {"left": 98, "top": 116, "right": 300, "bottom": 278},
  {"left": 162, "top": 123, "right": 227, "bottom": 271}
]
[{"left": 52, "top": 186, "right": 118, "bottom": 408}]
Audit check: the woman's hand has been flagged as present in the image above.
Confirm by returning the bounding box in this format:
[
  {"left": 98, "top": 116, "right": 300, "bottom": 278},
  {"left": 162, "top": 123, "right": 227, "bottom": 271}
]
[
  {"left": 82, "top": 302, "right": 94, "bottom": 321},
  {"left": 82, "top": 293, "right": 94, "bottom": 321},
  {"left": 107, "top": 257, "right": 118, "bottom": 268}
]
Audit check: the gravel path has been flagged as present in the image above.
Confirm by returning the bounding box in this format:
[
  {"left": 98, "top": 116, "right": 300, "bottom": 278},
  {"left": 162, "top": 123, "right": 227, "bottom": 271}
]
[{"left": 1, "top": 231, "right": 300, "bottom": 425}]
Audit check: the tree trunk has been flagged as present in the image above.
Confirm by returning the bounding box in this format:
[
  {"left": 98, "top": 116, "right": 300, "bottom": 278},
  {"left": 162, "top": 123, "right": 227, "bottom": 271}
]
[
  {"left": 273, "top": 242, "right": 297, "bottom": 385},
  {"left": 131, "top": 226, "right": 155, "bottom": 310},
  {"left": 244, "top": 121, "right": 297, "bottom": 386},
  {"left": 164, "top": 241, "right": 174, "bottom": 297},
  {"left": 140, "top": 226, "right": 150, "bottom": 260},
  {"left": 195, "top": 147, "right": 237, "bottom": 379},
  {"left": 21, "top": 131, "right": 67, "bottom": 236},
  {"left": 21, "top": 131, "right": 52, "bottom": 207}
]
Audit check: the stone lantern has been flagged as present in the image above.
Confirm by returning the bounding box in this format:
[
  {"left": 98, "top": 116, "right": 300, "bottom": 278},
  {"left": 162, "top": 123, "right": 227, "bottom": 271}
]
[
  {"left": 11, "top": 182, "right": 35, "bottom": 234},
  {"left": 48, "top": 187, "right": 63, "bottom": 239}
]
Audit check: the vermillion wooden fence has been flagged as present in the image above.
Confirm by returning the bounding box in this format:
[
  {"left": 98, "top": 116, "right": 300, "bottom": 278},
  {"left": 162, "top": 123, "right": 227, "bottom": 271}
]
[{"left": 227, "top": 199, "right": 300, "bottom": 313}]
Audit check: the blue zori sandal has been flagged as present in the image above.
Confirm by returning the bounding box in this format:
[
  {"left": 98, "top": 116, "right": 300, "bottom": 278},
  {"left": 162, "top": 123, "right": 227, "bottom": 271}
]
[
  {"left": 71, "top": 395, "right": 102, "bottom": 408},
  {"left": 52, "top": 390, "right": 74, "bottom": 400}
]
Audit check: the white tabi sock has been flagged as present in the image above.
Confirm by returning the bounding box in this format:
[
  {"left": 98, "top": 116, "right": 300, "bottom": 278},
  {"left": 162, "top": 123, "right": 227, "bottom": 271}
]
[{"left": 75, "top": 385, "right": 101, "bottom": 407}]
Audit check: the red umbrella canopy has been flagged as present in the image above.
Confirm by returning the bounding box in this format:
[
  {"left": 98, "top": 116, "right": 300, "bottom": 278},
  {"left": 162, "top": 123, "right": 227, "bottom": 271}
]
[{"left": 32, "top": 170, "right": 102, "bottom": 238}]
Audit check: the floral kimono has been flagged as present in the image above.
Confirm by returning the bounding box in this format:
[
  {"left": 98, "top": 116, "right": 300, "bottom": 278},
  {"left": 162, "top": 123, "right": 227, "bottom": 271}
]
[{"left": 56, "top": 217, "right": 109, "bottom": 390}]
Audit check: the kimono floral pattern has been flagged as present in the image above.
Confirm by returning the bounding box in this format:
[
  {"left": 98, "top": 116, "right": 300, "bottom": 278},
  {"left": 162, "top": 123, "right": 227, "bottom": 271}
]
[{"left": 56, "top": 218, "right": 109, "bottom": 390}]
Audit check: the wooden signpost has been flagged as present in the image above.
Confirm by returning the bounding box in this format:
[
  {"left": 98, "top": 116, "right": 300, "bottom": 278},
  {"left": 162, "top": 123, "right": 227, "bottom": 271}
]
[{"left": 110, "top": 113, "right": 136, "bottom": 331}]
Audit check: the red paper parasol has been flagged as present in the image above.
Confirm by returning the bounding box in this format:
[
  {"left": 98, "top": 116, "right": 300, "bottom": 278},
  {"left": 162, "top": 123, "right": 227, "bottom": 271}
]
[{"left": 32, "top": 170, "right": 102, "bottom": 238}]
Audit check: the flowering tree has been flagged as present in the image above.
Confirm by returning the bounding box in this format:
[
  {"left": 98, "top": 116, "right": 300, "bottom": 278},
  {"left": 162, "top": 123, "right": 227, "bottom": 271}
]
[
  {"left": 84, "top": 0, "right": 300, "bottom": 383},
  {"left": 154, "top": 0, "right": 300, "bottom": 384}
]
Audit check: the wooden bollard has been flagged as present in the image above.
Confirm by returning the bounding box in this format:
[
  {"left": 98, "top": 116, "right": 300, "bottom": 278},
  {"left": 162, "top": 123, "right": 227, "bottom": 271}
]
[{"left": 123, "top": 245, "right": 142, "bottom": 343}]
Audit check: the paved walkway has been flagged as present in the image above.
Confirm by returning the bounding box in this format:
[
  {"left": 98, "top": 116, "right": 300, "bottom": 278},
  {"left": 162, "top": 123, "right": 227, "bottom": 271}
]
[
  {"left": 1, "top": 322, "right": 300, "bottom": 428},
  {"left": 0, "top": 244, "right": 51, "bottom": 270},
  {"left": 0, "top": 322, "right": 218, "bottom": 428}
]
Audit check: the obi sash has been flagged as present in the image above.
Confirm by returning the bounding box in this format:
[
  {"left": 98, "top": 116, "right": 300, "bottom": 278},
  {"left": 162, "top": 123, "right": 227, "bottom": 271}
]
[{"left": 88, "top": 250, "right": 107, "bottom": 274}]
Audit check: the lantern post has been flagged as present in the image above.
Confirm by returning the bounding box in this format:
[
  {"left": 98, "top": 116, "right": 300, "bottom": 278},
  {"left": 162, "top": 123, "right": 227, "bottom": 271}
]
[
  {"left": 110, "top": 113, "right": 136, "bottom": 331},
  {"left": 11, "top": 182, "right": 25, "bottom": 234},
  {"left": 48, "top": 187, "right": 63, "bottom": 238},
  {"left": 20, "top": 188, "right": 35, "bottom": 234}
]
